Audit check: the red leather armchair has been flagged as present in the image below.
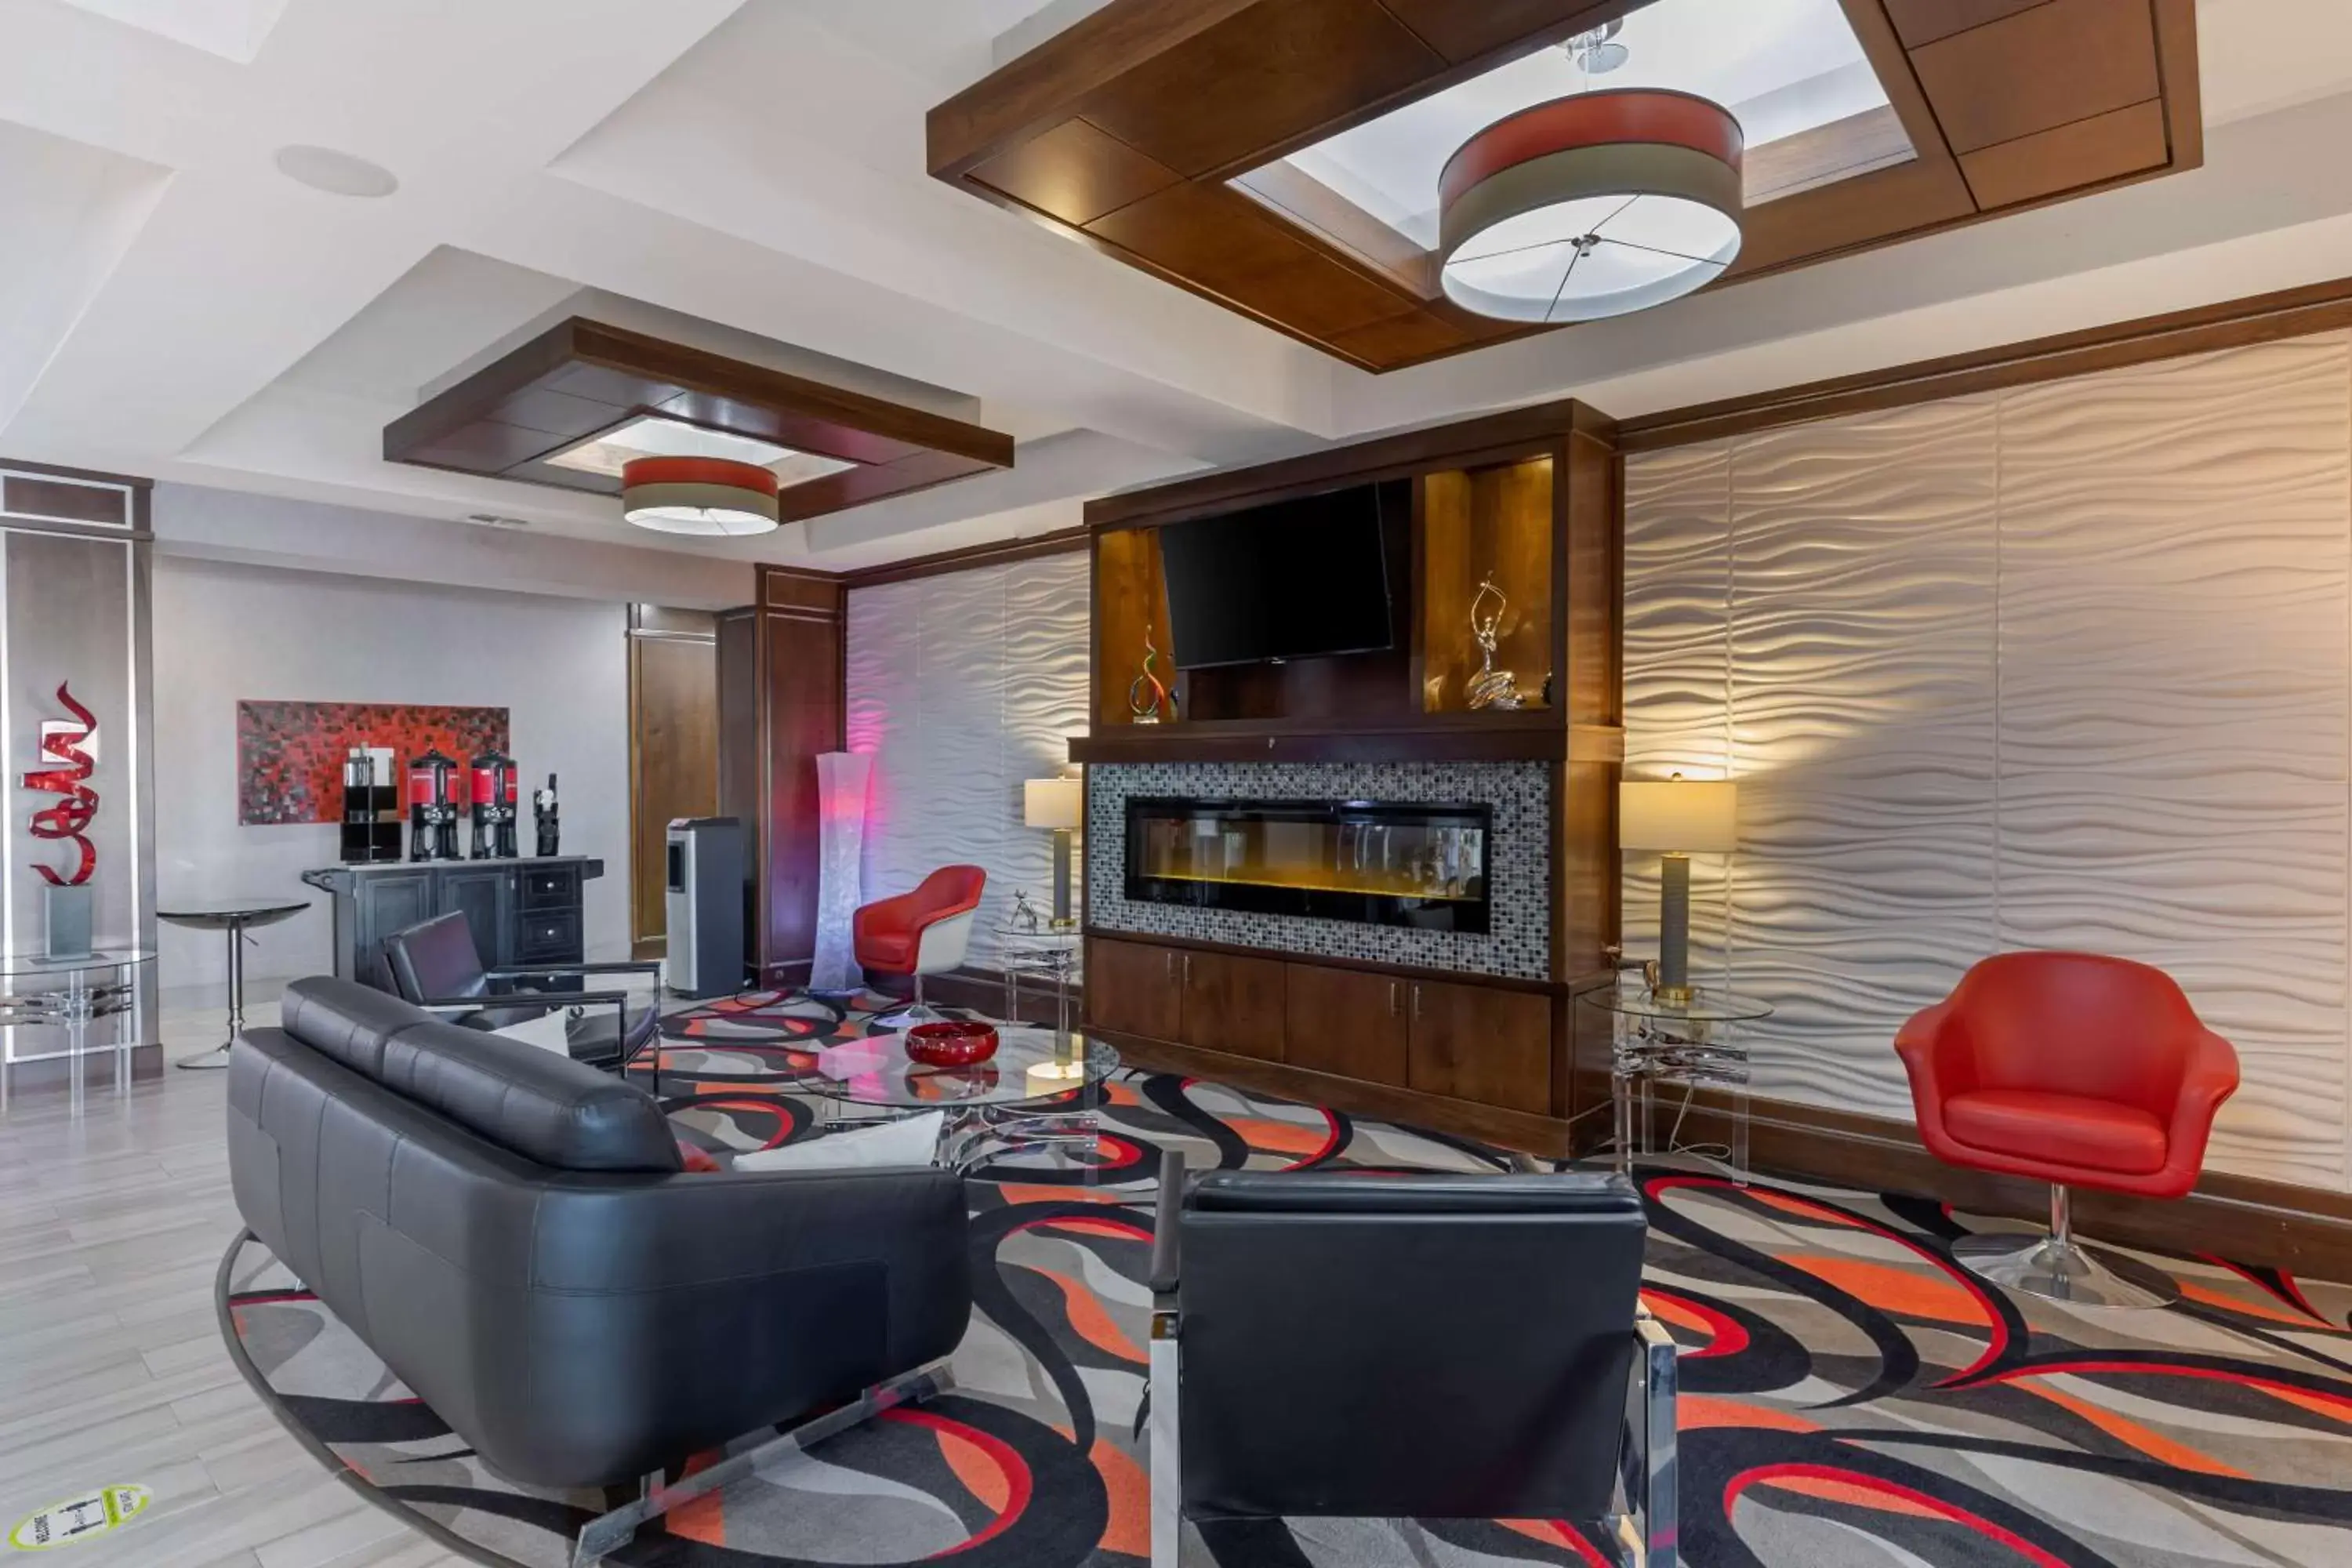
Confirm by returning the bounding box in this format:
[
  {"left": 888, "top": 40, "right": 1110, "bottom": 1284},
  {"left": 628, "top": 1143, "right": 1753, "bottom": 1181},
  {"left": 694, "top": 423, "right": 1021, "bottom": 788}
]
[
  {"left": 1896, "top": 951, "right": 2238, "bottom": 1308},
  {"left": 855, "top": 866, "right": 986, "bottom": 1026}
]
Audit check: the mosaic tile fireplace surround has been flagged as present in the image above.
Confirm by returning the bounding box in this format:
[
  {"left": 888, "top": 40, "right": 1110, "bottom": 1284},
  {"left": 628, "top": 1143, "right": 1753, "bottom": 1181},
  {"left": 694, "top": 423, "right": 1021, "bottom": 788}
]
[{"left": 1086, "top": 760, "right": 1552, "bottom": 979}]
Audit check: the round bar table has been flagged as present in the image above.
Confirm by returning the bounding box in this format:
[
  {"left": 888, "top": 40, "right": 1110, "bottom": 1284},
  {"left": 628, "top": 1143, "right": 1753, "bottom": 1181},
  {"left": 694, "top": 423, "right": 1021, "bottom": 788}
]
[{"left": 162, "top": 898, "right": 311, "bottom": 1069}]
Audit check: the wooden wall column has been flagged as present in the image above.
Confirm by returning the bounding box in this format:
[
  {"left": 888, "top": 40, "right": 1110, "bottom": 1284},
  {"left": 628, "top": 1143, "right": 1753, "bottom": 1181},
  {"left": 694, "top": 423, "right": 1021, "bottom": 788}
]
[{"left": 717, "top": 567, "right": 844, "bottom": 985}]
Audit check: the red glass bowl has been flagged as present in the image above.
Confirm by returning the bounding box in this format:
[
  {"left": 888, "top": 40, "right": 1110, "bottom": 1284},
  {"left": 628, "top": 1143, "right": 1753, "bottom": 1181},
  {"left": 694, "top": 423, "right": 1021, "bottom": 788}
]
[{"left": 906, "top": 1020, "right": 999, "bottom": 1067}]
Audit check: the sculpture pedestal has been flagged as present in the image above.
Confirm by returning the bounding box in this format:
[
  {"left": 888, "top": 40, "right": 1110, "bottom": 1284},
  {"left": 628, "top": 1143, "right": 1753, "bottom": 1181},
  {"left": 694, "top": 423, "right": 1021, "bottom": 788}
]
[{"left": 42, "top": 884, "right": 93, "bottom": 961}]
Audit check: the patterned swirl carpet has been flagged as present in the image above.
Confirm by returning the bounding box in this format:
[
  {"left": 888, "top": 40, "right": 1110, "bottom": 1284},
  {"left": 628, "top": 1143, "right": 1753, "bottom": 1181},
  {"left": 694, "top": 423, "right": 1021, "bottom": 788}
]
[{"left": 217, "top": 990, "right": 2352, "bottom": 1566}]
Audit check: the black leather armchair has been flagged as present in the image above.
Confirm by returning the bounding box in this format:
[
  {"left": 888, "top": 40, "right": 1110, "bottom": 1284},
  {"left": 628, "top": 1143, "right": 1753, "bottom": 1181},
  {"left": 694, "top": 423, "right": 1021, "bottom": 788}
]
[
  {"left": 383, "top": 911, "right": 665, "bottom": 1090},
  {"left": 1146, "top": 1151, "right": 1675, "bottom": 1566},
  {"left": 228, "top": 977, "right": 971, "bottom": 1559}
]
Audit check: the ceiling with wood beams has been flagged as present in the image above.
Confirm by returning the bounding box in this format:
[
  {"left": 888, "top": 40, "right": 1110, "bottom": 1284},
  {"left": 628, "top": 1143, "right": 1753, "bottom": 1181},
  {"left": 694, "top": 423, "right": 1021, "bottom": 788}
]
[
  {"left": 383, "top": 318, "right": 1013, "bottom": 524},
  {"left": 0, "top": 0, "right": 2343, "bottom": 577},
  {"left": 931, "top": 0, "right": 2202, "bottom": 372}
]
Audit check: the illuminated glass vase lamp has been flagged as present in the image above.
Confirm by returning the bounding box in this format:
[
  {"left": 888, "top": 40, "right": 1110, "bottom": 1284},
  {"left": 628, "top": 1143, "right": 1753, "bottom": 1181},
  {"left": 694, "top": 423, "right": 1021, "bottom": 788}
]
[
  {"left": 1024, "top": 776, "right": 1083, "bottom": 928},
  {"left": 1620, "top": 775, "right": 1739, "bottom": 1004},
  {"left": 810, "top": 753, "right": 874, "bottom": 993}
]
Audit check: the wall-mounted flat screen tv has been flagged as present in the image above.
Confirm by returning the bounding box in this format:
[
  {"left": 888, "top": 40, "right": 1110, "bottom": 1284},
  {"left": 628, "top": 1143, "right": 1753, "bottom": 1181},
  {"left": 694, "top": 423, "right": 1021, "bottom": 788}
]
[{"left": 1159, "top": 481, "right": 1403, "bottom": 670}]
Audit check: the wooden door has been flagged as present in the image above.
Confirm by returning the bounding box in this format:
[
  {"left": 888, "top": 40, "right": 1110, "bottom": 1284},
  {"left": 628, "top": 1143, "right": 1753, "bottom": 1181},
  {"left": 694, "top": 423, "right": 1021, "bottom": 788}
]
[
  {"left": 1180, "top": 949, "right": 1287, "bottom": 1062},
  {"left": 628, "top": 610, "right": 718, "bottom": 950},
  {"left": 1284, "top": 963, "right": 1408, "bottom": 1086},
  {"left": 1408, "top": 979, "right": 1552, "bottom": 1113},
  {"left": 1086, "top": 937, "right": 1182, "bottom": 1042}
]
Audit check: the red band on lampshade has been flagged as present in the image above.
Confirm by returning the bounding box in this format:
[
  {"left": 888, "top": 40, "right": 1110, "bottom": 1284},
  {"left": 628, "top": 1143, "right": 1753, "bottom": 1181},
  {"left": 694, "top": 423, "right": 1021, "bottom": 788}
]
[
  {"left": 619, "top": 456, "right": 782, "bottom": 497},
  {"left": 1439, "top": 89, "right": 1744, "bottom": 212}
]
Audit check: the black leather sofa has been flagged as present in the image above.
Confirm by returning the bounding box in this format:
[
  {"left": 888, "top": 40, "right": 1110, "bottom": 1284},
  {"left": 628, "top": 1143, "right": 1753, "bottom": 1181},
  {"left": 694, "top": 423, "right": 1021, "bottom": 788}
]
[{"left": 227, "top": 976, "right": 971, "bottom": 1491}]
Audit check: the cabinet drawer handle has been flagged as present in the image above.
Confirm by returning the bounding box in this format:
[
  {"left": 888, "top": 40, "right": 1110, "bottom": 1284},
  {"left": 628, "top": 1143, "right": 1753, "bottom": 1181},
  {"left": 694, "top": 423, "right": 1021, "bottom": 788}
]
[
  {"left": 1184, "top": 954, "right": 1193, "bottom": 986},
  {"left": 1412, "top": 984, "right": 1423, "bottom": 1020},
  {"left": 1389, "top": 981, "right": 1399, "bottom": 1016},
  {"left": 1165, "top": 952, "right": 1175, "bottom": 981}
]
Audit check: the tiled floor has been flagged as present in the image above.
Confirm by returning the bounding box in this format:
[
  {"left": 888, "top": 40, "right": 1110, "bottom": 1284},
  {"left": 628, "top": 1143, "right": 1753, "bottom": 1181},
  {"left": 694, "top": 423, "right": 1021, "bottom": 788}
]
[{"left": 0, "top": 994, "right": 459, "bottom": 1568}]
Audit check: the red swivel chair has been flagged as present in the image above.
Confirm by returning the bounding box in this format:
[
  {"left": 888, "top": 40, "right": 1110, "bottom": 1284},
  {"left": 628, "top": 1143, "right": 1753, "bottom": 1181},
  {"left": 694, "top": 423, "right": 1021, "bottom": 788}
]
[
  {"left": 1896, "top": 951, "right": 2239, "bottom": 1308},
  {"left": 854, "top": 866, "right": 987, "bottom": 1028}
]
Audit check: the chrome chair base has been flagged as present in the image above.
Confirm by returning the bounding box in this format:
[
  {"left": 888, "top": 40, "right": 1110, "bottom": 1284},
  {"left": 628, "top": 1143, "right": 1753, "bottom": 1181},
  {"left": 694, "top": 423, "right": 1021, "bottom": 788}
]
[{"left": 1952, "top": 1229, "right": 2180, "bottom": 1309}]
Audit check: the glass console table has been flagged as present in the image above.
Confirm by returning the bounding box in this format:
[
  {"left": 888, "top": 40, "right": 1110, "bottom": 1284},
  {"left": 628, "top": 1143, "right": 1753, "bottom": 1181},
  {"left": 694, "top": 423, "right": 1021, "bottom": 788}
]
[
  {"left": 1581, "top": 983, "right": 1773, "bottom": 1185},
  {"left": 0, "top": 948, "right": 155, "bottom": 1111}
]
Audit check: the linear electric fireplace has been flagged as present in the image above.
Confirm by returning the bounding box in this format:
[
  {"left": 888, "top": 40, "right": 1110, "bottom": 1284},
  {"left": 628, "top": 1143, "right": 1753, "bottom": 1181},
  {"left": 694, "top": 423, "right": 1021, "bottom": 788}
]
[{"left": 1125, "top": 797, "right": 1490, "bottom": 933}]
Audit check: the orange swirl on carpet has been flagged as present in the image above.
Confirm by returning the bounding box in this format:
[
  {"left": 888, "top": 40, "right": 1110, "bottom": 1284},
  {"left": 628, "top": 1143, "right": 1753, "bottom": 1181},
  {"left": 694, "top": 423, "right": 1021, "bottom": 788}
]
[
  {"left": 1223, "top": 1117, "right": 1334, "bottom": 1156},
  {"left": 1025, "top": 1265, "right": 1146, "bottom": 1363},
  {"left": 995, "top": 1183, "right": 1133, "bottom": 1206},
  {"left": 1678, "top": 1394, "right": 1820, "bottom": 1432},
  {"left": 1785, "top": 1255, "right": 1987, "bottom": 1325},
  {"left": 933, "top": 1425, "right": 1014, "bottom": 1515},
  {"left": 1092, "top": 1438, "right": 1151, "bottom": 1558},
  {"left": 1751, "top": 1473, "right": 1947, "bottom": 1519},
  {"left": 2016, "top": 1379, "right": 2246, "bottom": 1479}
]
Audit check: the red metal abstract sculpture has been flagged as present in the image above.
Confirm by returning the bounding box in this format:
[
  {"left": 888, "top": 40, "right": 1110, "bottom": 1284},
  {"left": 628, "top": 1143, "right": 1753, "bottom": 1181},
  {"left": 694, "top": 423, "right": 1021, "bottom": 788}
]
[{"left": 24, "top": 683, "right": 98, "bottom": 886}]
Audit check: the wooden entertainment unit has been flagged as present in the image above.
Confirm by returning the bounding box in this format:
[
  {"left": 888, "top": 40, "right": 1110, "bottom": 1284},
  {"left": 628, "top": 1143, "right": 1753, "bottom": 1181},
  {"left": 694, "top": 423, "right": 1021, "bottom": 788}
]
[{"left": 1074, "top": 400, "right": 1623, "bottom": 1156}]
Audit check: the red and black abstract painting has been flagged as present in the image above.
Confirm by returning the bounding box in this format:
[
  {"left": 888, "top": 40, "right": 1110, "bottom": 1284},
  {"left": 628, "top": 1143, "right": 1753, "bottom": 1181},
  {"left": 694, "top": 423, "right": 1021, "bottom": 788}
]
[{"left": 237, "top": 701, "right": 510, "bottom": 825}]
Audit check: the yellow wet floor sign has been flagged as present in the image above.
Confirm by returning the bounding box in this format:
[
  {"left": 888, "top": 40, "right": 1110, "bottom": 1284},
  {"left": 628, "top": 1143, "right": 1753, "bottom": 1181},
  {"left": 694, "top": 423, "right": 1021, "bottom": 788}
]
[{"left": 8, "top": 1486, "right": 149, "bottom": 1551}]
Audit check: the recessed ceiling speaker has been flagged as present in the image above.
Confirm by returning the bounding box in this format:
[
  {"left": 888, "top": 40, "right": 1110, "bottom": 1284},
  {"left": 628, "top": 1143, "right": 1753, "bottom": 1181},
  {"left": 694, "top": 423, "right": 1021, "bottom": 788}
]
[
  {"left": 1438, "top": 89, "right": 1744, "bottom": 325},
  {"left": 620, "top": 456, "right": 782, "bottom": 536},
  {"left": 273, "top": 144, "right": 400, "bottom": 198}
]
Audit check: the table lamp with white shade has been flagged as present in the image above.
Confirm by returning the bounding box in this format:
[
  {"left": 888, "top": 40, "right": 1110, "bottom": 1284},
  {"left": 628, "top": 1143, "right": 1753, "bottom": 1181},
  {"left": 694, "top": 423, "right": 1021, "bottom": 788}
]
[
  {"left": 1024, "top": 775, "right": 1083, "bottom": 928},
  {"left": 1620, "top": 775, "right": 1738, "bottom": 1004}
]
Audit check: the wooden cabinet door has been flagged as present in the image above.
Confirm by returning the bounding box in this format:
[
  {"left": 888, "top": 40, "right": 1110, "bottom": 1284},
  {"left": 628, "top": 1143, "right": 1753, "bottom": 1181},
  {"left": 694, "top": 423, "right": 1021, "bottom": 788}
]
[
  {"left": 1285, "top": 964, "right": 1408, "bottom": 1086},
  {"left": 1086, "top": 937, "right": 1182, "bottom": 1042},
  {"left": 1408, "top": 979, "right": 1552, "bottom": 1114},
  {"left": 1180, "top": 949, "right": 1287, "bottom": 1062}
]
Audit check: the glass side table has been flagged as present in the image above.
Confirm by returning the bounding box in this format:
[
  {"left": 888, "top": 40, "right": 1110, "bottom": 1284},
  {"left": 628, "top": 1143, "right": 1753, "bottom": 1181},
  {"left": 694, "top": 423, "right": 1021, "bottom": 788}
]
[
  {"left": 995, "top": 924, "right": 1080, "bottom": 1036},
  {"left": 1581, "top": 983, "right": 1773, "bottom": 1185},
  {"left": 0, "top": 948, "right": 156, "bottom": 1112}
]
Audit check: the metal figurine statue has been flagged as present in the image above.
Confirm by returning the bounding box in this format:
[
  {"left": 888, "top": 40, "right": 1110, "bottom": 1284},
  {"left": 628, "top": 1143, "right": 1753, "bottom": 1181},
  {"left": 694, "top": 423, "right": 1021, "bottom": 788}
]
[
  {"left": 1010, "top": 889, "right": 1043, "bottom": 934},
  {"left": 1464, "top": 573, "right": 1526, "bottom": 710},
  {"left": 1128, "top": 621, "right": 1174, "bottom": 724}
]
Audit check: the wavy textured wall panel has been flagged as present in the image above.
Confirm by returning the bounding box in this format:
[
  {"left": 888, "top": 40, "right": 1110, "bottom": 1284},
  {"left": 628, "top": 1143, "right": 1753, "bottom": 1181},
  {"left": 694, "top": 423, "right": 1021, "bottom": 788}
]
[
  {"left": 1729, "top": 401, "right": 2000, "bottom": 1115},
  {"left": 1627, "top": 332, "right": 2352, "bottom": 1190},
  {"left": 1623, "top": 442, "right": 1736, "bottom": 996},
  {"left": 1998, "top": 339, "right": 2351, "bottom": 1187},
  {"left": 844, "top": 554, "right": 1090, "bottom": 974}
]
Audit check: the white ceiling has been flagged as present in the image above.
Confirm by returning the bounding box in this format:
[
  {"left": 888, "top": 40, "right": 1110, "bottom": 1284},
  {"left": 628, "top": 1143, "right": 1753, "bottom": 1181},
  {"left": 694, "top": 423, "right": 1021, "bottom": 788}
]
[{"left": 1, "top": 0, "right": 2350, "bottom": 582}]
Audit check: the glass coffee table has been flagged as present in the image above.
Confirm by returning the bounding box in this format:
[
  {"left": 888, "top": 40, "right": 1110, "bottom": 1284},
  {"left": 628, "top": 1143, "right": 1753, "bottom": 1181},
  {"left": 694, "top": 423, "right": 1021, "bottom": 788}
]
[{"left": 804, "top": 1026, "right": 1120, "bottom": 1172}]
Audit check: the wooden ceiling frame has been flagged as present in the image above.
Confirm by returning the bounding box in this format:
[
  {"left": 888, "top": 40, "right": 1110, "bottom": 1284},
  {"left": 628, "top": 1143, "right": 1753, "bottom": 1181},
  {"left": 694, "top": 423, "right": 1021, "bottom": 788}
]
[
  {"left": 383, "top": 318, "right": 1015, "bottom": 525},
  {"left": 929, "top": 0, "right": 2201, "bottom": 373}
]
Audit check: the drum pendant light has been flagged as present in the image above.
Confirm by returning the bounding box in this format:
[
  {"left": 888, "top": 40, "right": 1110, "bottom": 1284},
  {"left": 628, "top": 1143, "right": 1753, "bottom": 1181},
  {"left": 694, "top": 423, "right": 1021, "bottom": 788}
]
[
  {"left": 619, "top": 456, "right": 782, "bottom": 536},
  {"left": 1438, "top": 88, "right": 1744, "bottom": 325}
]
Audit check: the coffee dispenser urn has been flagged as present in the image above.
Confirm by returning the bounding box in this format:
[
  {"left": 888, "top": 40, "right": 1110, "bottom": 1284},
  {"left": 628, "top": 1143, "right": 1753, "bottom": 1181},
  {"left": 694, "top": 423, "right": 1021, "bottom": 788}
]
[
  {"left": 338, "top": 746, "right": 401, "bottom": 863},
  {"left": 408, "top": 748, "right": 461, "bottom": 862},
  {"left": 532, "top": 772, "right": 560, "bottom": 857},
  {"left": 469, "top": 749, "right": 519, "bottom": 860}
]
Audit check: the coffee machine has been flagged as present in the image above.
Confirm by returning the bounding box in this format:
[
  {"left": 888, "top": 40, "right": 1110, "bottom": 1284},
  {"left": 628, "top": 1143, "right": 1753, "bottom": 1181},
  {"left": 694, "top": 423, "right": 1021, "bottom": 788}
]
[
  {"left": 469, "top": 749, "right": 519, "bottom": 860},
  {"left": 532, "top": 772, "right": 560, "bottom": 857},
  {"left": 338, "top": 746, "right": 401, "bottom": 863},
  {"left": 408, "top": 748, "right": 461, "bottom": 862}
]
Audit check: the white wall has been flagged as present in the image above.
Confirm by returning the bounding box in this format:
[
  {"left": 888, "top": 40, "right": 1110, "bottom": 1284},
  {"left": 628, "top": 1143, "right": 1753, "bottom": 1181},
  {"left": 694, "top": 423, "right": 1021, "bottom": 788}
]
[
  {"left": 845, "top": 553, "right": 1090, "bottom": 972},
  {"left": 151, "top": 554, "right": 632, "bottom": 993},
  {"left": 1624, "top": 331, "right": 2352, "bottom": 1192}
]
